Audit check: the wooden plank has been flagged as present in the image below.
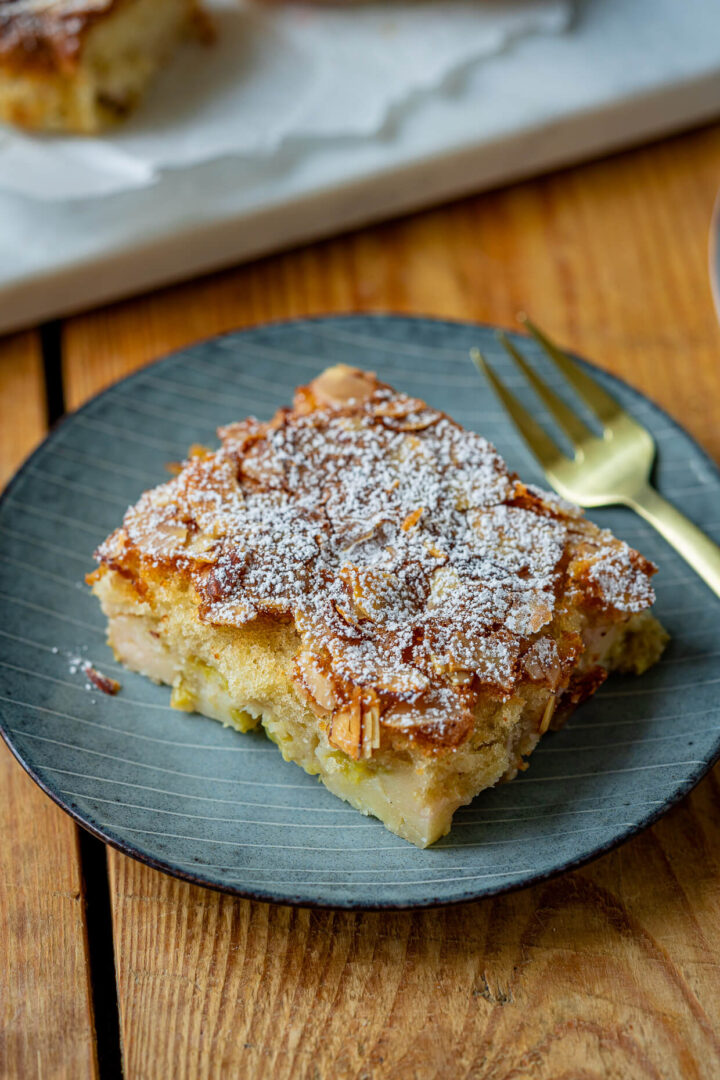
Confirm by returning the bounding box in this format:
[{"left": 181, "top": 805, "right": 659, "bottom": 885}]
[
  {"left": 0, "top": 332, "right": 45, "bottom": 489},
  {"left": 0, "top": 332, "right": 97, "bottom": 1080},
  {"left": 105, "top": 780, "right": 720, "bottom": 1080},
  {"left": 63, "top": 123, "right": 720, "bottom": 1080}
]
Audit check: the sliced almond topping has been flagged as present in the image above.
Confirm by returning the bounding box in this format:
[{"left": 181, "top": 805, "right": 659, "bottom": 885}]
[
  {"left": 428, "top": 565, "right": 460, "bottom": 608},
  {"left": 83, "top": 664, "right": 121, "bottom": 696},
  {"left": 360, "top": 689, "right": 381, "bottom": 758},
  {"left": 401, "top": 507, "right": 424, "bottom": 532},
  {"left": 447, "top": 670, "right": 474, "bottom": 686},
  {"left": 149, "top": 523, "right": 188, "bottom": 556},
  {"left": 373, "top": 399, "right": 418, "bottom": 419},
  {"left": 424, "top": 540, "right": 446, "bottom": 561},
  {"left": 188, "top": 444, "right": 213, "bottom": 460},
  {"left": 294, "top": 650, "right": 337, "bottom": 715},
  {"left": 329, "top": 690, "right": 363, "bottom": 759},
  {"left": 97, "top": 361, "right": 657, "bottom": 758},
  {"left": 334, "top": 600, "right": 359, "bottom": 627},
  {"left": 186, "top": 534, "right": 217, "bottom": 562},
  {"left": 374, "top": 667, "right": 429, "bottom": 695},
  {"left": 538, "top": 694, "right": 556, "bottom": 735},
  {"left": 308, "top": 365, "right": 378, "bottom": 408}
]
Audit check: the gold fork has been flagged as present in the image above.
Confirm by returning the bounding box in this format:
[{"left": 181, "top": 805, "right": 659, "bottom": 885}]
[{"left": 472, "top": 316, "right": 720, "bottom": 600}]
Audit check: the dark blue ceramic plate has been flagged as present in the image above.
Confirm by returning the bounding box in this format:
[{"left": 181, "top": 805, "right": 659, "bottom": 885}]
[{"left": 1, "top": 316, "right": 719, "bottom": 909}]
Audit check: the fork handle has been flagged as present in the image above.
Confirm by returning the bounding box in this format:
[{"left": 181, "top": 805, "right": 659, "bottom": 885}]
[{"left": 625, "top": 484, "right": 720, "bottom": 600}]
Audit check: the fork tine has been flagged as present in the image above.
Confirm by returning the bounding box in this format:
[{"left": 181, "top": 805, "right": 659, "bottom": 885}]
[
  {"left": 497, "top": 331, "right": 594, "bottom": 454},
  {"left": 470, "top": 349, "right": 567, "bottom": 471},
  {"left": 518, "top": 315, "right": 621, "bottom": 429}
]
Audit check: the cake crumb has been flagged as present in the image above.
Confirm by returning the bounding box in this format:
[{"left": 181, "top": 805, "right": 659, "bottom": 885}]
[
  {"left": 83, "top": 663, "right": 121, "bottom": 696},
  {"left": 69, "top": 654, "right": 121, "bottom": 695}
]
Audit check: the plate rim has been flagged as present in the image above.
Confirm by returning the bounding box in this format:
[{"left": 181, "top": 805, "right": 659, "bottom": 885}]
[{"left": 2, "top": 312, "right": 719, "bottom": 911}]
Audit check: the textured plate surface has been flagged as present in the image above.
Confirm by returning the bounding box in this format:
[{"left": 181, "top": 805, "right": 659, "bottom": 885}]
[{"left": 1, "top": 315, "right": 719, "bottom": 909}]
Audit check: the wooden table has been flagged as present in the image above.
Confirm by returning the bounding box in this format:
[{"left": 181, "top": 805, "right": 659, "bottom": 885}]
[{"left": 2, "top": 124, "right": 720, "bottom": 1080}]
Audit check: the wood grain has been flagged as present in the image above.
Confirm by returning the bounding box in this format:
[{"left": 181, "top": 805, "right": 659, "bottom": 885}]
[
  {"left": 0, "top": 333, "right": 97, "bottom": 1080},
  {"left": 61, "top": 123, "right": 720, "bottom": 1079},
  {"left": 0, "top": 333, "right": 45, "bottom": 489},
  {"left": 106, "top": 773, "right": 720, "bottom": 1080}
]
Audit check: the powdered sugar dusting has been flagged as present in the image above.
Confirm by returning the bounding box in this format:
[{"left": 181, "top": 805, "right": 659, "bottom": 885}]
[
  {"left": 584, "top": 539, "right": 656, "bottom": 613},
  {"left": 96, "top": 369, "right": 656, "bottom": 749}
]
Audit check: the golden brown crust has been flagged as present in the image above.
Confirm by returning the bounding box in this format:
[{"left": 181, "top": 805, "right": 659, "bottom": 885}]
[
  {"left": 92, "top": 365, "right": 658, "bottom": 760},
  {"left": 0, "top": 0, "right": 120, "bottom": 74},
  {"left": 0, "top": 0, "right": 211, "bottom": 133}
]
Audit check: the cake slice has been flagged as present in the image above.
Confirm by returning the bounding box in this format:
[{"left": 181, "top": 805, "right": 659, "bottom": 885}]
[
  {"left": 89, "top": 365, "right": 667, "bottom": 847},
  {"left": 0, "top": 0, "right": 207, "bottom": 133}
]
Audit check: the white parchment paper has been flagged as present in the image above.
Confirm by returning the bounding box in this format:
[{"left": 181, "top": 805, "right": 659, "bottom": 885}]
[{"left": 0, "top": 0, "right": 572, "bottom": 201}]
